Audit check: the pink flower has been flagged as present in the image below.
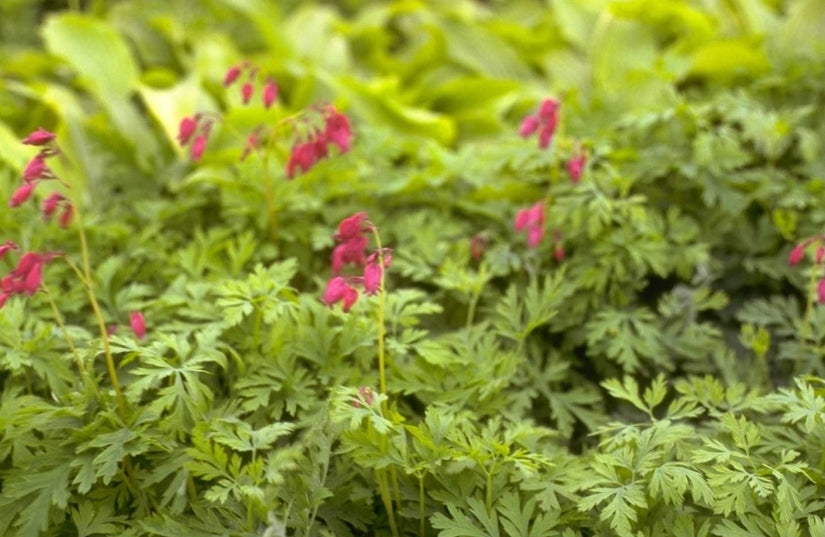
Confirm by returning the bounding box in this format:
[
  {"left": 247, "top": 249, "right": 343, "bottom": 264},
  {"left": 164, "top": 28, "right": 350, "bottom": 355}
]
[
  {"left": 514, "top": 202, "right": 545, "bottom": 248},
  {"left": 240, "top": 133, "right": 260, "bottom": 162},
  {"left": 527, "top": 225, "right": 544, "bottom": 248},
  {"left": 519, "top": 97, "right": 561, "bottom": 149},
  {"left": 363, "top": 261, "right": 382, "bottom": 294},
  {"left": 58, "top": 204, "right": 73, "bottom": 228},
  {"left": 336, "top": 212, "right": 369, "bottom": 240},
  {"left": 789, "top": 243, "right": 806, "bottom": 266},
  {"left": 286, "top": 141, "right": 319, "bottom": 179},
  {"left": 0, "top": 293, "right": 8, "bottom": 309},
  {"left": 23, "top": 154, "right": 49, "bottom": 182},
  {"left": 353, "top": 386, "right": 375, "bottom": 408},
  {"left": 324, "top": 106, "right": 353, "bottom": 154},
  {"left": 241, "top": 82, "right": 254, "bottom": 104},
  {"left": 567, "top": 151, "right": 587, "bottom": 183},
  {"left": 331, "top": 235, "right": 368, "bottom": 274},
  {"left": 130, "top": 311, "right": 146, "bottom": 339},
  {"left": 22, "top": 262, "right": 43, "bottom": 295},
  {"left": 818, "top": 279, "right": 825, "bottom": 304},
  {"left": 22, "top": 128, "right": 56, "bottom": 146},
  {"left": 321, "top": 276, "right": 359, "bottom": 312},
  {"left": 519, "top": 116, "right": 539, "bottom": 138},
  {"left": 538, "top": 126, "right": 554, "bottom": 149},
  {"left": 470, "top": 234, "right": 487, "bottom": 261},
  {"left": 191, "top": 135, "right": 207, "bottom": 161},
  {"left": 42, "top": 192, "right": 64, "bottom": 218},
  {"left": 224, "top": 64, "right": 242, "bottom": 86},
  {"left": 177, "top": 116, "right": 199, "bottom": 146},
  {"left": 9, "top": 183, "right": 36, "bottom": 207},
  {"left": 263, "top": 79, "right": 278, "bottom": 109},
  {"left": 0, "top": 241, "right": 17, "bottom": 261}
]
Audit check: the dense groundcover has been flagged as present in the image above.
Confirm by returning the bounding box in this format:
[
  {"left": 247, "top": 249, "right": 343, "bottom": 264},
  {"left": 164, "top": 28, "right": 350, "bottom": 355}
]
[{"left": 2, "top": 0, "right": 825, "bottom": 535}]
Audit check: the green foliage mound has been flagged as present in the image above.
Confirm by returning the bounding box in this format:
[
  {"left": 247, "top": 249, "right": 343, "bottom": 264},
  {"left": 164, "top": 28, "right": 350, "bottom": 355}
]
[{"left": 1, "top": 0, "right": 825, "bottom": 536}]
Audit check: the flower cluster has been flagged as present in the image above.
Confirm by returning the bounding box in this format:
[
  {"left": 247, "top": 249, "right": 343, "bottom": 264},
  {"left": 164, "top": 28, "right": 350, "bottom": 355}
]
[
  {"left": 176, "top": 114, "right": 213, "bottom": 161},
  {"left": 13, "top": 129, "right": 73, "bottom": 227},
  {"left": 286, "top": 105, "right": 353, "bottom": 179},
  {"left": 0, "top": 248, "right": 58, "bottom": 309},
  {"left": 519, "top": 98, "right": 560, "bottom": 149},
  {"left": 788, "top": 237, "right": 825, "bottom": 303},
  {"left": 223, "top": 62, "right": 279, "bottom": 109},
  {"left": 322, "top": 212, "right": 391, "bottom": 312},
  {"left": 514, "top": 202, "right": 546, "bottom": 248}
]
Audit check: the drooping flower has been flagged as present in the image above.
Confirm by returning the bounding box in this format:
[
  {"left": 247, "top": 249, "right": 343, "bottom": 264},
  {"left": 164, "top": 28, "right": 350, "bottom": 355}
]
[
  {"left": 130, "top": 311, "right": 147, "bottom": 339},
  {"left": 9, "top": 183, "right": 36, "bottom": 207},
  {"left": 23, "top": 154, "right": 49, "bottom": 182},
  {"left": 818, "top": 278, "right": 825, "bottom": 304},
  {"left": 324, "top": 106, "right": 353, "bottom": 154},
  {"left": 336, "top": 212, "right": 369, "bottom": 240},
  {"left": 262, "top": 79, "right": 278, "bottom": 109},
  {"left": 519, "top": 116, "right": 539, "bottom": 137},
  {"left": 321, "top": 276, "right": 359, "bottom": 312},
  {"left": 469, "top": 234, "right": 487, "bottom": 261},
  {"left": 241, "top": 82, "right": 254, "bottom": 105},
  {"left": 519, "top": 97, "right": 560, "bottom": 149},
  {"left": 0, "top": 251, "right": 56, "bottom": 306},
  {"left": 42, "top": 192, "right": 64, "bottom": 218},
  {"left": 58, "top": 204, "right": 74, "bottom": 228},
  {"left": 22, "top": 128, "right": 56, "bottom": 146},
  {"left": 223, "top": 64, "right": 242, "bottom": 87},
  {"left": 566, "top": 150, "right": 587, "bottom": 183},
  {"left": 0, "top": 241, "right": 17, "bottom": 261},
  {"left": 177, "top": 116, "right": 199, "bottom": 146},
  {"left": 788, "top": 243, "right": 806, "bottom": 266},
  {"left": 514, "top": 202, "right": 545, "bottom": 248},
  {"left": 240, "top": 132, "right": 260, "bottom": 162},
  {"left": 191, "top": 135, "right": 207, "bottom": 161},
  {"left": 363, "top": 260, "right": 383, "bottom": 295},
  {"left": 286, "top": 141, "right": 320, "bottom": 179}
]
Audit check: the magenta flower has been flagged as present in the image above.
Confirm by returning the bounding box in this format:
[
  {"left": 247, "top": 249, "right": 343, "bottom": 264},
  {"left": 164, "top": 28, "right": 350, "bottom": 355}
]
[
  {"left": 41, "top": 192, "right": 64, "bottom": 218},
  {"left": 566, "top": 151, "right": 587, "bottom": 183},
  {"left": 789, "top": 243, "right": 806, "bottom": 266},
  {"left": 177, "top": 116, "right": 199, "bottom": 146},
  {"left": 262, "top": 79, "right": 278, "bottom": 109},
  {"left": 241, "top": 82, "right": 254, "bottom": 105},
  {"left": 519, "top": 98, "right": 560, "bottom": 149},
  {"left": 0, "top": 251, "right": 56, "bottom": 306},
  {"left": 469, "top": 234, "right": 487, "bottom": 261},
  {"left": 363, "top": 261, "right": 382, "bottom": 295},
  {"left": 130, "top": 311, "right": 147, "bottom": 339},
  {"left": 22, "top": 128, "right": 56, "bottom": 146},
  {"left": 514, "top": 202, "right": 545, "bottom": 248},
  {"left": 324, "top": 106, "right": 353, "bottom": 153},
  {"left": 23, "top": 154, "right": 49, "bottom": 182},
  {"left": 224, "top": 64, "right": 242, "bottom": 87},
  {"left": 0, "top": 241, "right": 17, "bottom": 261},
  {"left": 322, "top": 276, "right": 359, "bottom": 312},
  {"left": 336, "top": 212, "right": 369, "bottom": 240},
  {"left": 190, "top": 135, "right": 207, "bottom": 161},
  {"left": 58, "top": 204, "right": 73, "bottom": 228},
  {"left": 9, "top": 183, "right": 36, "bottom": 207},
  {"left": 819, "top": 279, "right": 825, "bottom": 304}
]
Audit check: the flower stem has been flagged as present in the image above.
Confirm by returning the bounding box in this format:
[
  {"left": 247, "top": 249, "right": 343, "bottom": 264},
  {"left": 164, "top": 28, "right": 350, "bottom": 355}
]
[
  {"left": 64, "top": 249, "right": 126, "bottom": 418},
  {"left": 370, "top": 228, "right": 388, "bottom": 399},
  {"left": 419, "top": 474, "right": 426, "bottom": 537},
  {"left": 41, "top": 282, "right": 99, "bottom": 397}
]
